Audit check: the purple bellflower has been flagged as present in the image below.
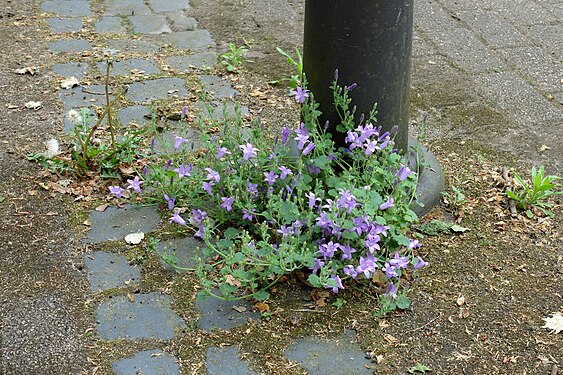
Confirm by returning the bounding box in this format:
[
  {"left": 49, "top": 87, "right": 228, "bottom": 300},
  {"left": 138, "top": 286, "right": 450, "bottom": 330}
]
[
  {"left": 126, "top": 176, "right": 143, "bottom": 193},
  {"left": 169, "top": 212, "right": 186, "bottom": 226},
  {"left": 239, "top": 143, "right": 259, "bottom": 160},
  {"left": 290, "top": 86, "right": 310, "bottom": 103},
  {"left": 109, "top": 186, "right": 125, "bottom": 198}
]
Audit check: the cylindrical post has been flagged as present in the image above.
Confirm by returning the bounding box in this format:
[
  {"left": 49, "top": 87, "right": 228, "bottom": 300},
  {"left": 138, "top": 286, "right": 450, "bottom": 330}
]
[{"left": 303, "top": 0, "right": 414, "bottom": 153}]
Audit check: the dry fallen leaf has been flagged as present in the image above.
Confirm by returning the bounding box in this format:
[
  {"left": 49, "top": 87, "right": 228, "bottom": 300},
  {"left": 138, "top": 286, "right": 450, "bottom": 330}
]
[
  {"left": 225, "top": 274, "right": 241, "bottom": 287},
  {"left": 232, "top": 305, "right": 246, "bottom": 313},
  {"left": 61, "top": 77, "right": 80, "bottom": 89},
  {"left": 24, "top": 101, "right": 42, "bottom": 110},
  {"left": 124, "top": 232, "right": 144, "bottom": 245},
  {"left": 255, "top": 301, "right": 270, "bottom": 314},
  {"left": 95, "top": 204, "right": 109, "bottom": 212},
  {"left": 456, "top": 295, "right": 466, "bottom": 306},
  {"left": 15, "top": 66, "right": 38, "bottom": 75},
  {"left": 542, "top": 312, "right": 563, "bottom": 334}
]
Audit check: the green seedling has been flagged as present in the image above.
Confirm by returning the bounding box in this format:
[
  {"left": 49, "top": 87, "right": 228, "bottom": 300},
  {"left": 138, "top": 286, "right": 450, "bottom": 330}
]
[{"left": 506, "top": 166, "right": 562, "bottom": 218}]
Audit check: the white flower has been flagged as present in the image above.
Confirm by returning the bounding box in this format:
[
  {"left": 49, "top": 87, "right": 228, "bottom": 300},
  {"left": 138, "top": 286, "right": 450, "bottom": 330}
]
[
  {"left": 66, "top": 109, "right": 82, "bottom": 125},
  {"left": 42, "top": 138, "right": 60, "bottom": 159}
]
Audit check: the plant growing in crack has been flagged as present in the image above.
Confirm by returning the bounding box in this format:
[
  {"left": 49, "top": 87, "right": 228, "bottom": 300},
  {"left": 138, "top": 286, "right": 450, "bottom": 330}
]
[{"left": 506, "top": 166, "right": 562, "bottom": 218}]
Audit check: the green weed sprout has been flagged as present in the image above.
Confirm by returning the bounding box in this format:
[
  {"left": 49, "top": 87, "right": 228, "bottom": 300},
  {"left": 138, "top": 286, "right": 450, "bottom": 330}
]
[
  {"left": 506, "top": 166, "right": 562, "bottom": 218},
  {"left": 220, "top": 42, "right": 253, "bottom": 73}
]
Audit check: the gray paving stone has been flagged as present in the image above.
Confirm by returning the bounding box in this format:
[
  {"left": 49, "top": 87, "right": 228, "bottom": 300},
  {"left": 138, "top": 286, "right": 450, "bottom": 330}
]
[
  {"left": 526, "top": 25, "right": 563, "bottom": 61},
  {"left": 199, "top": 75, "right": 239, "bottom": 99},
  {"left": 161, "top": 30, "right": 216, "bottom": 51},
  {"left": 489, "top": 0, "right": 557, "bottom": 26},
  {"left": 284, "top": 330, "right": 373, "bottom": 374},
  {"left": 130, "top": 15, "right": 172, "bottom": 34},
  {"left": 195, "top": 294, "right": 259, "bottom": 332},
  {"left": 84, "top": 205, "right": 161, "bottom": 243},
  {"left": 97, "top": 59, "right": 160, "bottom": 76},
  {"left": 206, "top": 346, "right": 257, "bottom": 375},
  {"left": 193, "top": 100, "right": 249, "bottom": 121},
  {"left": 96, "top": 293, "right": 185, "bottom": 340},
  {"left": 105, "top": 39, "right": 160, "bottom": 54},
  {"left": 153, "top": 128, "right": 204, "bottom": 156},
  {"left": 427, "top": 28, "right": 506, "bottom": 73},
  {"left": 48, "top": 39, "right": 92, "bottom": 53},
  {"left": 457, "top": 10, "right": 530, "bottom": 48},
  {"left": 112, "top": 350, "right": 180, "bottom": 375},
  {"left": 84, "top": 251, "right": 141, "bottom": 292},
  {"left": 474, "top": 71, "right": 563, "bottom": 126},
  {"left": 156, "top": 237, "right": 204, "bottom": 272},
  {"left": 167, "top": 13, "right": 197, "bottom": 32},
  {"left": 149, "top": 0, "right": 190, "bottom": 13},
  {"left": 412, "top": 31, "right": 437, "bottom": 57},
  {"left": 95, "top": 16, "right": 126, "bottom": 34},
  {"left": 497, "top": 46, "right": 562, "bottom": 93},
  {"left": 104, "top": 0, "right": 151, "bottom": 15},
  {"left": 52, "top": 62, "right": 89, "bottom": 79},
  {"left": 126, "top": 78, "right": 188, "bottom": 103},
  {"left": 414, "top": 0, "right": 460, "bottom": 32},
  {"left": 118, "top": 105, "right": 152, "bottom": 126},
  {"left": 58, "top": 85, "right": 113, "bottom": 109},
  {"left": 441, "top": 0, "right": 495, "bottom": 11},
  {"left": 47, "top": 18, "right": 83, "bottom": 33},
  {"left": 41, "top": 0, "right": 91, "bottom": 16},
  {"left": 165, "top": 52, "right": 217, "bottom": 72}
]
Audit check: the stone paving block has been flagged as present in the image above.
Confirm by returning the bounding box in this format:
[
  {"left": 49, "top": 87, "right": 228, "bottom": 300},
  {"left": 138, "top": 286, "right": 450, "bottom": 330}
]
[
  {"left": 526, "top": 25, "right": 563, "bottom": 60},
  {"left": 52, "top": 62, "right": 89, "bottom": 79},
  {"left": 412, "top": 30, "right": 437, "bottom": 57},
  {"left": 457, "top": 10, "right": 530, "bottom": 48},
  {"left": 426, "top": 28, "right": 506, "bottom": 73},
  {"left": 414, "top": 0, "right": 460, "bottom": 32},
  {"left": 149, "top": 0, "right": 190, "bottom": 13},
  {"left": 130, "top": 15, "right": 172, "bottom": 34},
  {"left": 497, "top": 46, "right": 562, "bottom": 93},
  {"left": 152, "top": 128, "right": 204, "bottom": 156},
  {"left": 112, "top": 350, "right": 180, "bottom": 375},
  {"left": 84, "top": 205, "right": 161, "bottom": 243},
  {"left": 441, "top": 0, "right": 495, "bottom": 11},
  {"left": 156, "top": 237, "right": 204, "bottom": 272},
  {"left": 41, "top": 0, "right": 91, "bottom": 16},
  {"left": 167, "top": 13, "right": 197, "bottom": 32},
  {"left": 47, "top": 18, "right": 83, "bottom": 33},
  {"left": 48, "top": 39, "right": 92, "bottom": 53},
  {"left": 195, "top": 294, "right": 259, "bottom": 332},
  {"left": 104, "top": 0, "right": 151, "bottom": 15},
  {"left": 126, "top": 78, "right": 188, "bottom": 103},
  {"left": 95, "top": 16, "right": 126, "bottom": 34},
  {"left": 193, "top": 100, "right": 249, "bottom": 122},
  {"left": 96, "top": 293, "right": 185, "bottom": 340},
  {"left": 105, "top": 39, "right": 160, "bottom": 54},
  {"left": 474, "top": 71, "right": 563, "bottom": 126},
  {"left": 58, "top": 85, "right": 113, "bottom": 109},
  {"left": 488, "top": 0, "right": 557, "bottom": 26},
  {"left": 84, "top": 251, "right": 141, "bottom": 292},
  {"left": 206, "top": 346, "right": 257, "bottom": 375},
  {"left": 284, "top": 330, "right": 373, "bottom": 374},
  {"left": 97, "top": 59, "right": 160, "bottom": 76},
  {"left": 161, "top": 30, "right": 216, "bottom": 51},
  {"left": 118, "top": 105, "right": 152, "bottom": 126},
  {"left": 166, "top": 52, "right": 217, "bottom": 72},
  {"left": 199, "top": 75, "right": 239, "bottom": 99}
]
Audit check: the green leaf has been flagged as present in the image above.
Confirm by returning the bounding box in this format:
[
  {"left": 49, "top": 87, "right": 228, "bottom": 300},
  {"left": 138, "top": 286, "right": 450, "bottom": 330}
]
[
  {"left": 396, "top": 294, "right": 411, "bottom": 310},
  {"left": 307, "top": 274, "right": 322, "bottom": 288},
  {"left": 217, "top": 239, "right": 233, "bottom": 250},
  {"left": 416, "top": 220, "right": 468, "bottom": 236},
  {"left": 408, "top": 364, "right": 432, "bottom": 373},
  {"left": 253, "top": 290, "right": 270, "bottom": 301},
  {"left": 224, "top": 227, "right": 240, "bottom": 240},
  {"left": 332, "top": 297, "right": 346, "bottom": 309}
]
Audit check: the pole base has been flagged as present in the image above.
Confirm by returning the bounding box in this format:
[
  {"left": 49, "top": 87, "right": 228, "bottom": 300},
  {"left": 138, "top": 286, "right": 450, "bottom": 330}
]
[{"left": 408, "top": 137, "right": 445, "bottom": 217}]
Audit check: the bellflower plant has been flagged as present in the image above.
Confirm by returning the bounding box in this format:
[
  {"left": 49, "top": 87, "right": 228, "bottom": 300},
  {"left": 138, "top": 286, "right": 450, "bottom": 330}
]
[{"left": 140, "top": 70, "right": 425, "bottom": 303}]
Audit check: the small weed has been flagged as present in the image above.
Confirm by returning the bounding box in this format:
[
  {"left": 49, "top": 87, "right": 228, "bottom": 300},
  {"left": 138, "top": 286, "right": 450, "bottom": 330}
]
[
  {"left": 442, "top": 185, "right": 466, "bottom": 212},
  {"left": 506, "top": 166, "right": 562, "bottom": 218},
  {"left": 220, "top": 42, "right": 253, "bottom": 73}
]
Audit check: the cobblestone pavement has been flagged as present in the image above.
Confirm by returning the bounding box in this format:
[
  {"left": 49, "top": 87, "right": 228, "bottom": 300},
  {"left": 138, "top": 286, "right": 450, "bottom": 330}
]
[{"left": 1, "top": 0, "right": 561, "bottom": 374}]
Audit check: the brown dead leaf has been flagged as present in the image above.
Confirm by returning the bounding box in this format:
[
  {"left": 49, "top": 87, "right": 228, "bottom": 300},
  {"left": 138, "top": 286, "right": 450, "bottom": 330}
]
[
  {"left": 310, "top": 289, "right": 330, "bottom": 307},
  {"left": 255, "top": 301, "right": 270, "bottom": 314},
  {"left": 383, "top": 334, "right": 399, "bottom": 346},
  {"left": 119, "top": 166, "right": 136, "bottom": 176},
  {"left": 225, "top": 274, "right": 241, "bottom": 287},
  {"left": 232, "top": 306, "right": 247, "bottom": 313},
  {"left": 456, "top": 295, "right": 466, "bottom": 306},
  {"left": 95, "top": 204, "right": 109, "bottom": 212},
  {"left": 127, "top": 293, "right": 135, "bottom": 302}
]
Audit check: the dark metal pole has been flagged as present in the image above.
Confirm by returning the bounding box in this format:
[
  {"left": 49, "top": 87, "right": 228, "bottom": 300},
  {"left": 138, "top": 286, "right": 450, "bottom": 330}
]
[{"left": 303, "top": 0, "right": 414, "bottom": 153}]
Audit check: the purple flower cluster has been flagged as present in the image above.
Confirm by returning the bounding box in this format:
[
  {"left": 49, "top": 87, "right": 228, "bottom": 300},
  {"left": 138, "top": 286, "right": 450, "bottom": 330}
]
[{"left": 344, "top": 123, "right": 392, "bottom": 156}]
